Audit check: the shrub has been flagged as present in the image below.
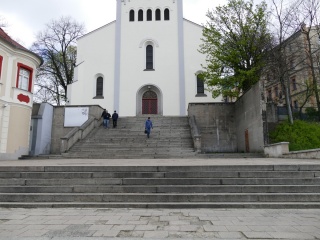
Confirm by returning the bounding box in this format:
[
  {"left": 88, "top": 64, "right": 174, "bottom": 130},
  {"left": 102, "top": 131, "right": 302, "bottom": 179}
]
[{"left": 269, "top": 120, "right": 320, "bottom": 151}]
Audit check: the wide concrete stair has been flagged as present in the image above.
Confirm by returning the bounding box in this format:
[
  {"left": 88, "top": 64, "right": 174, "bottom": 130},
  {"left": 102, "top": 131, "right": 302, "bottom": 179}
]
[
  {"left": 1, "top": 164, "right": 320, "bottom": 208},
  {"left": 62, "top": 116, "right": 197, "bottom": 159}
]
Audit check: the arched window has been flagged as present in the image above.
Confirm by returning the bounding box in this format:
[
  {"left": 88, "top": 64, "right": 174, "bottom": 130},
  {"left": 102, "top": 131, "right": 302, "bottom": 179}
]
[
  {"left": 96, "top": 77, "right": 103, "bottom": 97},
  {"left": 156, "top": 9, "right": 161, "bottom": 21},
  {"left": 146, "top": 45, "right": 154, "bottom": 70},
  {"left": 138, "top": 9, "right": 143, "bottom": 21},
  {"left": 197, "top": 75, "right": 205, "bottom": 95},
  {"left": 129, "top": 10, "right": 135, "bottom": 22},
  {"left": 147, "top": 9, "right": 152, "bottom": 21},
  {"left": 164, "top": 8, "right": 170, "bottom": 20}
]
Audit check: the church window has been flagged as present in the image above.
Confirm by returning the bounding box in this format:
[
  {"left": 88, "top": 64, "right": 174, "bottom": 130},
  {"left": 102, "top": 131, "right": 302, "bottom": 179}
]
[
  {"left": 147, "top": 9, "right": 152, "bottom": 21},
  {"left": 138, "top": 9, "right": 143, "bottom": 21},
  {"left": 196, "top": 75, "right": 205, "bottom": 95},
  {"left": 129, "top": 10, "right": 135, "bottom": 22},
  {"left": 156, "top": 9, "right": 161, "bottom": 21},
  {"left": 0, "top": 55, "right": 3, "bottom": 80},
  {"left": 146, "top": 45, "right": 154, "bottom": 70},
  {"left": 96, "top": 77, "right": 104, "bottom": 97},
  {"left": 164, "top": 8, "right": 170, "bottom": 20},
  {"left": 16, "top": 63, "right": 33, "bottom": 92}
]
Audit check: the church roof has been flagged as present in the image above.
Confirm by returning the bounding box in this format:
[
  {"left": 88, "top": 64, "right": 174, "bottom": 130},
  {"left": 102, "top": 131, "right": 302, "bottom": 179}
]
[{"left": 0, "top": 28, "right": 43, "bottom": 65}]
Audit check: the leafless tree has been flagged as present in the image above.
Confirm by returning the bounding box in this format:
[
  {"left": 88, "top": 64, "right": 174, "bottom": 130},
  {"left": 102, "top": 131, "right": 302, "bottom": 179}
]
[
  {"left": 0, "top": 16, "right": 7, "bottom": 28},
  {"left": 289, "top": 0, "right": 320, "bottom": 120},
  {"left": 31, "top": 16, "right": 85, "bottom": 105},
  {"left": 266, "top": 0, "right": 305, "bottom": 124}
]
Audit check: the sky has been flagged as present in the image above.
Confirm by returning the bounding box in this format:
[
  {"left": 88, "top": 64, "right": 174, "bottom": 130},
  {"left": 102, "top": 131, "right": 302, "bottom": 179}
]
[{"left": 0, "top": 0, "right": 228, "bottom": 49}]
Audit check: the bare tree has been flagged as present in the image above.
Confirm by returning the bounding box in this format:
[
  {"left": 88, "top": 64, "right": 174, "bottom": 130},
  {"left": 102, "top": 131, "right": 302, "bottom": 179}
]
[
  {"left": 266, "top": 0, "right": 305, "bottom": 124},
  {"left": 0, "top": 16, "right": 7, "bottom": 28},
  {"left": 293, "top": 0, "right": 320, "bottom": 119},
  {"left": 31, "top": 16, "right": 85, "bottom": 105}
]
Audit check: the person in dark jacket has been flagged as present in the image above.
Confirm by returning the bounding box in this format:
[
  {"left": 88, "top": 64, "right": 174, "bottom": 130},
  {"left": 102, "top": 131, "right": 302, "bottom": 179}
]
[
  {"left": 145, "top": 117, "right": 153, "bottom": 138},
  {"left": 112, "top": 110, "right": 119, "bottom": 128},
  {"left": 101, "top": 109, "right": 111, "bottom": 128}
]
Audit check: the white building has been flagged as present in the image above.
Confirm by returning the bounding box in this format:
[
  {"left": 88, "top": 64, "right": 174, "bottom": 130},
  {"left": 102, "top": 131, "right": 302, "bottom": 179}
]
[
  {"left": 68, "top": 0, "right": 222, "bottom": 116},
  {"left": 0, "top": 28, "right": 42, "bottom": 160}
]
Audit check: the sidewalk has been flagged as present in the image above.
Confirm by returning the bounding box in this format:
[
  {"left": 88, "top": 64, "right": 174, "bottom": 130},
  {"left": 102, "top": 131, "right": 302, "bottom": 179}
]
[
  {"left": 0, "top": 208, "right": 320, "bottom": 239},
  {"left": 0, "top": 157, "right": 320, "bottom": 239}
]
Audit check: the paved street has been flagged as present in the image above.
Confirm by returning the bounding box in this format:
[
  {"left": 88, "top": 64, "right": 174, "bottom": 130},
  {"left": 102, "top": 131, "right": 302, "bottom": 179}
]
[{"left": 0, "top": 208, "right": 320, "bottom": 239}]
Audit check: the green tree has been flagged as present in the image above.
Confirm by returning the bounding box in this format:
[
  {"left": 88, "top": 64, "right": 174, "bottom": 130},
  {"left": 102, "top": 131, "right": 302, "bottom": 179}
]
[
  {"left": 31, "top": 16, "right": 85, "bottom": 105},
  {"left": 199, "top": 0, "right": 271, "bottom": 100}
]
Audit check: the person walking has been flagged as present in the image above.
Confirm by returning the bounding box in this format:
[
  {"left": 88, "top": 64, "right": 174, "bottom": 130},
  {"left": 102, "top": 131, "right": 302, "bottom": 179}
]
[
  {"left": 145, "top": 117, "right": 153, "bottom": 138},
  {"left": 112, "top": 110, "right": 119, "bottom": 128},
  {"left": 101, "top": 109, "right": 111, "bottom": 128}
]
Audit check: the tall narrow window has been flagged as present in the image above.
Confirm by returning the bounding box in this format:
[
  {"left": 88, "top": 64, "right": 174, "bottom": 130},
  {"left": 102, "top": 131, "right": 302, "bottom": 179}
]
[
  {"left": 274, "top": 86, "right": 279, "bottom": 97},
  {"left": 196, "top": 75, "right": 205, "bottom": 94},
  {"left": 0, "top": 55, "right": 3, "bottom": 80},
  {"left": 146, "top": 45, "right": 153, "bottom": 70},
  {"left": 267, "top": 89, "right": 272, "bottom": 101},
  {"left": 16, "top": 63, "right": 33, "bottom": 92},
  {"left": 129, "top": 10, "right": 135, "bottom": 22},
  {"left": 156, "top": 9, "right": 161, "bottom": 21},
  {"left": 147, "top": 9, "right": 152, "bottom": 21},
  {"left": 164, "top": 8, "right": 170, "bottom": 20},
  {"left": 292, "top": 77, "right": 297, "bottom": 91},
  {"left": 138, "top": 9, "right": 143, "bottom": 21},
  {"left": 96, "top": 77, "right": 103, "bottom": 97}
]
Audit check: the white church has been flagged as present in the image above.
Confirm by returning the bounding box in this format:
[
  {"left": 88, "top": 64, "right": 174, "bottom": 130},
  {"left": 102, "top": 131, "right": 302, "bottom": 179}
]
[{"left": 67, "top": 0, "right": 222, "bottom": 116}]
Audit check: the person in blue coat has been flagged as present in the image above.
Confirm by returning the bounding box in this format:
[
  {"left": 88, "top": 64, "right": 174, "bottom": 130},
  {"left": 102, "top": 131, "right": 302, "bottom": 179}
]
[{"left": 145, "top": 117, "right": 153, "bottom": 138}]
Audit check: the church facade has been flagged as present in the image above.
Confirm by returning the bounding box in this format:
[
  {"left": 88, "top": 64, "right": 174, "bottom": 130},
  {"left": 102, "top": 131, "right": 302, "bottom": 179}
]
[{"left": 67, "top": 0, "right": 222, "bottom": 116}]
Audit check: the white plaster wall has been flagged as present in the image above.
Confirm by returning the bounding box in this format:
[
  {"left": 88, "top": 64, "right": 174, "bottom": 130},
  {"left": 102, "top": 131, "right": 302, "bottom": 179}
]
[
  {"left": 0, "top": 40, "right": 41, "bottom": 159},
  {"left": 69, "top": 0, "right": 222, "bottom": 117},
  {"left": 35, "top": 103, "right": 53, "bottom": 155},
  {"left": 119, "top": 0, "right": 180, "bottom": 116},
  {"left": 183, "top": 20, "right": 223, "bottom": 106},
  {"left": 69, "top": 22, "right": 116, "bottom": 112}
]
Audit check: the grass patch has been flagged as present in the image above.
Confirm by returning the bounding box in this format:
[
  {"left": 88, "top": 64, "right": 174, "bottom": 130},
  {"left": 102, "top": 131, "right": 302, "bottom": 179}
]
[{"left": 269, "top": 120, "right": 320, "bottom": 151}]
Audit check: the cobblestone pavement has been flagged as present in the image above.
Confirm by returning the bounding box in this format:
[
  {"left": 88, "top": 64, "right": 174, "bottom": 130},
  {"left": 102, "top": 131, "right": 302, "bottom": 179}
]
[{"left": 0, "top": 208, "right": 320, "bottom": 239}]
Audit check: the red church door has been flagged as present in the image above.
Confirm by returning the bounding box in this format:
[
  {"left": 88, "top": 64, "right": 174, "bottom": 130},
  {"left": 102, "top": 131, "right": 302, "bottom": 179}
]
[{"left": 142, "top": 91, "right": 158, "bottom": 114}]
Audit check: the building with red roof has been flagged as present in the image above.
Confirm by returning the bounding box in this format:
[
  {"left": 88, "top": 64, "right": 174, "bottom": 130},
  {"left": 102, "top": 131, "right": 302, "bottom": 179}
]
[{"left": 0, "top": 28, "right": 42, "bottom": 160}]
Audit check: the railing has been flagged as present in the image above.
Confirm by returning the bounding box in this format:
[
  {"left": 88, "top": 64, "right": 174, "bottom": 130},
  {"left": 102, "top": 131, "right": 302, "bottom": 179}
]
[
  {"left": 188, "top": 115, "right": 202, "bottom": 153},
  {"left": 60, "top": 117, "right": 102, "bottom": 153}
]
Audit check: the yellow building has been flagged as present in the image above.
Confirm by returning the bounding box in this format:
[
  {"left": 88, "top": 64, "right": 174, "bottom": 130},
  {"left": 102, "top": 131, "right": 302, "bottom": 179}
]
[
  {"left": 264, "top": 26, "right": 320, "bottom": 116},
  {"left": 0, "top": 28, "right": 42, "bottom": 160}
]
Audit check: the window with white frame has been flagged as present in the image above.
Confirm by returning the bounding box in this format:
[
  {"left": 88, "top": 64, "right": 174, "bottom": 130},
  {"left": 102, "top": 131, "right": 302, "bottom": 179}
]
[
  {"left": 16, "top": 63, "right": 33, "bottom": 92},
  {"left": 138, "top": 9, "right": 143, "bottom": 21},
  {"left": 129, "top": 10, "right": 135, "bottom": 22},
  {"left": 164, "top": 8, "right": 170, "bottom": 20},
  {"left": 146, "top": 45, "right": 154, "bottom": 70},
  {"left": 96, "top": 77, "right": 103, "bottom": 97},
  {"left": 196, "top": 74, "right": 207, "bottom": 96},
  {"left": 156, "top": 9, "right": 161, "bottom": 21},
  {"left": 147, "top": 9, "right": 152, "bottom": 21}
]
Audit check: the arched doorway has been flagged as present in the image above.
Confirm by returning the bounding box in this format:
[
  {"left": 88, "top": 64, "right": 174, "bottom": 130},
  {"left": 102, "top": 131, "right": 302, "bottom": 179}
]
[
  {"left": 136, "top": 85, "right": 163, "bottom": 116},
  {"left": 142, "top": 90, "right": 158, "bottom": 114}
]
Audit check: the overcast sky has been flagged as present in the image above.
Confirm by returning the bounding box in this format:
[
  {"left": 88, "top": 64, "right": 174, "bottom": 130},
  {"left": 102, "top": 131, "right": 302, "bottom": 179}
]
[{"left": 0, "top": 0, "right": 231, "bottom": 48}]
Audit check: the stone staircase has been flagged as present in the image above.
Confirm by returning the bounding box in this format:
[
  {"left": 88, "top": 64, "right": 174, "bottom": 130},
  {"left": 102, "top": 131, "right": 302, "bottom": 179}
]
[
  {"left": 63, "top": 116, "right": 197, "bottom": 159},
  {"left": 1, "top": 164, "right": 320, "bottom": 208}
]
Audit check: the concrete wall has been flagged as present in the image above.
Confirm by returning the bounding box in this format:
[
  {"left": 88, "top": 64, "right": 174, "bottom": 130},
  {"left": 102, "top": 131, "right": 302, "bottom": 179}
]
[
  {"left": 188, "top": 103, "right": 237, "bottom": 153},
  {"left": 51, "top": 105, "right": 103, "bottom": 154},
  {"left": 30, "top": 103, "right": 54, "bottom": 156},
  {"left": 188, "top": 81, "right": 266, "bottom": 153},
  {"left": 235, "top": 82, "right": 266, "bottom": 153}
]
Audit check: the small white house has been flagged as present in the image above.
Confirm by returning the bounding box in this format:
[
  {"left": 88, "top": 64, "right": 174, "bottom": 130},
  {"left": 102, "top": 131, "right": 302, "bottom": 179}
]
[{"left": 67, "top": 0, "right": 222, "bottom": 116}]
